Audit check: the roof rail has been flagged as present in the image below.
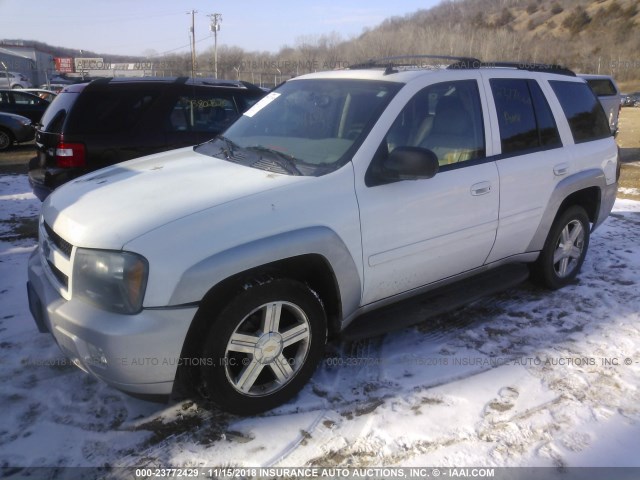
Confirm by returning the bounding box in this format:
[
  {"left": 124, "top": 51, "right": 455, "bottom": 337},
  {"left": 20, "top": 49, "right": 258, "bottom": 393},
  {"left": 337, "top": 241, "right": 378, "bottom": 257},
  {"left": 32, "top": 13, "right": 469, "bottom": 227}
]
[
  {"left": 240, "top": 80, "right": 265, "bottom": 92},
  {"left": 350, "top": 55, "right": 482, "bottom": 74},
  {"left": 449, "top": 61, "right": 576, "bottom": 77}
]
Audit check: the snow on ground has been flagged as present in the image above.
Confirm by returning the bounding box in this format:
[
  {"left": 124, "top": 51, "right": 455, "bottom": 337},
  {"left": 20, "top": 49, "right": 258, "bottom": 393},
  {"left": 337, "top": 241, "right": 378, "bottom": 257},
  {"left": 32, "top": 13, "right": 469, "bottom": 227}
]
[
  {"left": 618, "top": 187, "right": 640, "bottom": 196},
  {"left": 0, "top": 174, "right": 639, "bottom": 471}
]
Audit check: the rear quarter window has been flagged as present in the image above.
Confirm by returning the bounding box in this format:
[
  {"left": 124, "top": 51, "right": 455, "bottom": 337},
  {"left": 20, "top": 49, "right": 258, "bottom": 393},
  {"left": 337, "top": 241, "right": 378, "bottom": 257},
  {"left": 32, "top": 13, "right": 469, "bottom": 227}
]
[
  {"left": 585, "top": 79, "right": 618, "bottom": 96},
  {"left": 549, "top": 81, "right": 611, "bottom": 143},
  {"left": 39, "top": 91, "right": 79, "bottom": 133},
  {"left": 66, "top": 88, "right": 162, "bottom": 134}
]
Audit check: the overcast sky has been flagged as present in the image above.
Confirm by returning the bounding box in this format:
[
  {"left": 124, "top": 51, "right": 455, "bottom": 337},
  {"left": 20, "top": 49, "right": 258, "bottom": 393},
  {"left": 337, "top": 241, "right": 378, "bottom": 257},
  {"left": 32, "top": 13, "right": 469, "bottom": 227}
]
[{"left": 0, "top": 0, "right": 440, "bottom": 57}]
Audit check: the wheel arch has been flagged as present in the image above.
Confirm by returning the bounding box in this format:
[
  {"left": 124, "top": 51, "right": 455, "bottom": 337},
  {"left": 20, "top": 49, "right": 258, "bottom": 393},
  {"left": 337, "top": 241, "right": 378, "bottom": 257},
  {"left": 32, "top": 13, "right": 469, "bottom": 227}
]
[
  {"left": 527, "top": 169, "right": 609, "bottom": 252},
  {"left": 171, "top": 227, "right": 361, "bottom": 397},
  {"left": 556, "top": 186, "right": 600, "bottom": 224}
]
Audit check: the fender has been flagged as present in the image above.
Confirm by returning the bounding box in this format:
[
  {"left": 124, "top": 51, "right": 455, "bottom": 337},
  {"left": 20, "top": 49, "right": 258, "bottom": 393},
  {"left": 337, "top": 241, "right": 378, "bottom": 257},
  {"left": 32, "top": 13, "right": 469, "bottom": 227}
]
[
  {"left": 167, "top": 226, "right": 362, "bottom": 320},
  {"left": 527, "top": 168, "right": 616, "bottom": 252}
]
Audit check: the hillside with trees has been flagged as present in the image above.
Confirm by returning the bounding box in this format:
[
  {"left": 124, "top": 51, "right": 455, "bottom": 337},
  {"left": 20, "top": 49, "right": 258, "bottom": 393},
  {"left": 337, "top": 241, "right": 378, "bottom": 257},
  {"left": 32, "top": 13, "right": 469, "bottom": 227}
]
[
  {"left": 347, "top": 0, "right": 639, "bottom": 83},
  {"left": 4, "top": 0, "right": 639, "bottom": 88},
  {"left": 198, "top": 0, "right": 640, "bottom": 87}
]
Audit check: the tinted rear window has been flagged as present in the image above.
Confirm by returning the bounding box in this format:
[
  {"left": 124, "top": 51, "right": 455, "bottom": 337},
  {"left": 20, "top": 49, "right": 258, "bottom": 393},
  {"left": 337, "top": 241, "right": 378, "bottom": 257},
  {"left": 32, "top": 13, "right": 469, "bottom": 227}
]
[
  {"left": 490, "top": 78, "right": 561, "bottom": 155},
  {"left": 585, "top": 79, "right": 618, "bottom": 96},
  {"left": 66, "top": 88, "right": 162, "bottom": 134},
  {"left": 39, "top": 91, "right": 79, "bottom": 133},
  {"left": 549, "top": 81, "right": 611, "bottom": 143}
]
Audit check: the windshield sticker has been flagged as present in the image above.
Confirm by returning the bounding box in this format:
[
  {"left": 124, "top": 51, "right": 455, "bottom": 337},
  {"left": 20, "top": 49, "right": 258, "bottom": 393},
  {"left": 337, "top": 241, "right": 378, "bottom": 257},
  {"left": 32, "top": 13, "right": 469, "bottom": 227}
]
[{"left": 243, "top": 92, "right": 281, "bottom": 118}]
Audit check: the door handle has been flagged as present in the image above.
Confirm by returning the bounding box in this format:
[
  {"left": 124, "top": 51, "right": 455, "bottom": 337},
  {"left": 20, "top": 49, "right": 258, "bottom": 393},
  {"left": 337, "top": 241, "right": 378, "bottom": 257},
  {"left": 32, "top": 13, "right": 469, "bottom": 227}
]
[
  {"left": 471, "top": 181, "right": 492, "bottom": 196},
  {"left": 554, "top": 163, "right": 569, "bottom": 176}
]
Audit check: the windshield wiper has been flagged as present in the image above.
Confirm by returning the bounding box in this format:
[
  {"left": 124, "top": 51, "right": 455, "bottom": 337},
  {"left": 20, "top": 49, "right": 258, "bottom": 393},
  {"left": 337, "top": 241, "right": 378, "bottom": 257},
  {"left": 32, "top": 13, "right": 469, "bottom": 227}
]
[
  {"left": 245, "top": 145, "right": 302, "bottom": 176},
  {"left": 217, "top": 135, "right": 240, "bottom": 160}
]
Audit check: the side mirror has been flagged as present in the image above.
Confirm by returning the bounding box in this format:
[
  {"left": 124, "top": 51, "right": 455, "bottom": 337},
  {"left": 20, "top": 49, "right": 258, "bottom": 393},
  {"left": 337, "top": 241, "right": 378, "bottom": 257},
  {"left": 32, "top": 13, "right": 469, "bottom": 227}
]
[{"left": 382, "top": 146, "right": 439, "bottom": 181}]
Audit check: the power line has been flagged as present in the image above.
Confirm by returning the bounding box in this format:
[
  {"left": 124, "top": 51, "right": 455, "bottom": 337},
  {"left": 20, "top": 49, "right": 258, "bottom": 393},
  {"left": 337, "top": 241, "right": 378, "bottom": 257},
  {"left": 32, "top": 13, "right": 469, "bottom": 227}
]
[{"left": 154, "top": 36, "right": 211, "bottom": 57}]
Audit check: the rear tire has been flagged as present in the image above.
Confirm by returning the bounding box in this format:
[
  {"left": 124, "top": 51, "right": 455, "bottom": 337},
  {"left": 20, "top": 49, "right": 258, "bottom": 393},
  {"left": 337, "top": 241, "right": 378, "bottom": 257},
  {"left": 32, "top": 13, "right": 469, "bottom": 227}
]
[
  {"left": 200, "top": 278, "right": 326, "bottom": 415},
  {"left": 530, "top": 206, "right": 590, "bottom": 290}
]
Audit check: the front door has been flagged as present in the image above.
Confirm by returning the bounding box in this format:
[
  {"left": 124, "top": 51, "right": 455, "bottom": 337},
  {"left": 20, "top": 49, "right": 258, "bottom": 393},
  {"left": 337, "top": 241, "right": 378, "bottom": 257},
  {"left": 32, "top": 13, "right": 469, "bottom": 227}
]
[{"left": 355, "top": 79, "right": 500, "bottom": 305}]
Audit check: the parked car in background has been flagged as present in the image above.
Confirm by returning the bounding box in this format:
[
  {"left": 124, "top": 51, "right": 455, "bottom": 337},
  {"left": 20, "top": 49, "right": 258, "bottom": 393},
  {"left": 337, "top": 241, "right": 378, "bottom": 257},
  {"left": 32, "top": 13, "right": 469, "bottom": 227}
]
[
  {"left": 28, "top": 77, "right": 265, "bottom": 200},
  {"left": 23, "top": 89, "right": 57, "bottom": 103},
  {"left": 40, "top": 76, "right": 75, "bottom": 94},
  {"left": 0, "top": 71, "right": 32, "bottom": 89},
  {"left": 0, "top": 112, "right": 34, "bottom": 151},
  {"left": 578, "top": 74, "right": 621, "bottom": 136},
  {"left": 40, "top": 84, "right": 69, "bottom": 94},
  {"left": 621, "top": 92, "right": 640, "bottom": 107},
  {"left": 0, "top": 89, "right": 50, "bottom": 123}
]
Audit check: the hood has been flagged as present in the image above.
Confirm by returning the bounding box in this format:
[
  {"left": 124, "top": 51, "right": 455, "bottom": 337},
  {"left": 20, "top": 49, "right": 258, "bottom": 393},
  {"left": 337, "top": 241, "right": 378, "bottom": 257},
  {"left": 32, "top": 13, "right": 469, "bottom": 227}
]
[{"left": 42, "top": 147, "right": 304, "bottom": 249}]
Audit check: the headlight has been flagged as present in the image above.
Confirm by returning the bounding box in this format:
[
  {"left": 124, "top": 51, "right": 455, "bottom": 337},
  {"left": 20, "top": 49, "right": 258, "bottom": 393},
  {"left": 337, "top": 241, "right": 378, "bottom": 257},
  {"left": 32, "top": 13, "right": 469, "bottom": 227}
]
[{"left": 73, "top": 249, "right": 148, "bottom": 314}]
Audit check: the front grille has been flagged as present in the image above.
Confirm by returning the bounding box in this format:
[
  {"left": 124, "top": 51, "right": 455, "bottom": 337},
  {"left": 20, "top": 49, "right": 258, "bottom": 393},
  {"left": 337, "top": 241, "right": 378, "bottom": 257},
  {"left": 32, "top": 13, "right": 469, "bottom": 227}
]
[
  {"left": 47, "top": 260, "right": 69, "bottom": 289},
  {"left": 44, "top": 222, "right": 73, "bottom": 257}
]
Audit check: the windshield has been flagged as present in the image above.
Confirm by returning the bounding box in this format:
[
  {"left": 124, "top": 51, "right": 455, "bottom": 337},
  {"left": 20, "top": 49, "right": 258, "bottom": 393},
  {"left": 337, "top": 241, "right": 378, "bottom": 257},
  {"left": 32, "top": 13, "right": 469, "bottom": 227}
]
[{"left": 195, "top": 78, "right": 402, "bottom": 175}]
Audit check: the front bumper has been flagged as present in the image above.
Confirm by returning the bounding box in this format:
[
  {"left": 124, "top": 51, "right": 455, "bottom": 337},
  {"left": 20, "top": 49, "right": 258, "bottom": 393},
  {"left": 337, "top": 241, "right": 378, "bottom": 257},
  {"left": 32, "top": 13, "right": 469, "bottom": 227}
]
[{"left": 27, "top": 248, "right": 198, "bottom": 395}]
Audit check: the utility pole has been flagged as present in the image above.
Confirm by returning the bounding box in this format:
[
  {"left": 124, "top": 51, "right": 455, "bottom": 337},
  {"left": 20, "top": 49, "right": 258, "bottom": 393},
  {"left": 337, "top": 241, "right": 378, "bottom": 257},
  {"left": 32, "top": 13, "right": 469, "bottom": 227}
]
[
  {"left": 208, "top": 13, "right": 222, "bottom": 79},
  {"left": 187, "top": 10, "right": 198, "bottom": 78}
]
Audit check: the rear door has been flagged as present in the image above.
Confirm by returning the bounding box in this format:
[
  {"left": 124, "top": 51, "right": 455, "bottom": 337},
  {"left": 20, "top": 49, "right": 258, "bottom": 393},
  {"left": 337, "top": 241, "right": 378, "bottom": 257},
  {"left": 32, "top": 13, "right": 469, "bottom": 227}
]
[{"left": 481, "top": 73, "right": 565, "bottom": 262}]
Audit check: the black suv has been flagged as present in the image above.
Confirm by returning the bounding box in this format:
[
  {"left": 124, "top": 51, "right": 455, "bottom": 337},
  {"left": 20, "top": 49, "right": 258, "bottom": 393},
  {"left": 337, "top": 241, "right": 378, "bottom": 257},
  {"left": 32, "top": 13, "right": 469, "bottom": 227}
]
[{"left": 28, "top": 77, "right": 265, "bottom": 200}]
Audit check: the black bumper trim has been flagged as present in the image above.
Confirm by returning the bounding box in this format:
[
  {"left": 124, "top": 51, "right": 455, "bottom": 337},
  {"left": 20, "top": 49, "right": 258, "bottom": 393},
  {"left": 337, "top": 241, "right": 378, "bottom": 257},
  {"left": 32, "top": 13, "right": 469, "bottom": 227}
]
[{"left": 27, "top": 281, "right": 50, "bottom": 333}]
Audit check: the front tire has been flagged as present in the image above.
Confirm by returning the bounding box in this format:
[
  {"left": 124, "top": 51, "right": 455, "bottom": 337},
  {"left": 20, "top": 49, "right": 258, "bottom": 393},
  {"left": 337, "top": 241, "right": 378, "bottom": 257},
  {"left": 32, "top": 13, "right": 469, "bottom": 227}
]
[
  {"left": 531, "top": 206, "right": 590, "bottom": 289},
  {"left": 200, "top": 278, "right": 326, "bottom": 415},
  {"left": 0, "top": 128, "right": 14, "bottom": 151}
]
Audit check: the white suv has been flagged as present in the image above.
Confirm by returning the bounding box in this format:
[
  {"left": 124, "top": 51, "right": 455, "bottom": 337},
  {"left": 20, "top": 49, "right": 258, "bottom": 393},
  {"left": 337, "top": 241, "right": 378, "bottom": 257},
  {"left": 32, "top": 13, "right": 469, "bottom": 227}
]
[{"left": 27, "top": 57, "right": 619, "bottom": 414}]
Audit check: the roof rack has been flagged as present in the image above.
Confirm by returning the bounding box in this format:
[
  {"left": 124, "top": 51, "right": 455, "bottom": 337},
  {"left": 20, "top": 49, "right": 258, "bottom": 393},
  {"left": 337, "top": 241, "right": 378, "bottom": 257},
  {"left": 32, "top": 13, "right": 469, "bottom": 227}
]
[
  {"left": 449, "top": 61, "right": 576, "bottom": 77},
  {"left": 348, "top": 55, "right": 576, "bottom": 77},
  {"left": 350, "top": 55, "right": 482, "bottom": 75}
]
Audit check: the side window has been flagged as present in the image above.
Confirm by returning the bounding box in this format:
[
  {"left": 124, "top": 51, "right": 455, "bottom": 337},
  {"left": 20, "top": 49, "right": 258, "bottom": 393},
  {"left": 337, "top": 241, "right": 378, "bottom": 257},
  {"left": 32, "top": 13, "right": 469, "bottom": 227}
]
[
  {"left": 490, "top": 79, "right": 561, "bottom": 155},
  {"left": 67, "top": 89, "right": 160, "bottom": 134},
  {"left": 549, "top": 81, "right": 611, "bottom": 143},
  {"left": 491, "top": 79, "right": 536, "bottom": 154},
  {"left": 168, "top": 94, "right": 238, "bottom": 133},
  {"left": 13, "top": 92, "right": 39, "bottom": 105},
  {"left": 528, "top": 80, "right": 562, "bottom": 148},
  {"left": 383, "top": 80, "right": 486, "bottom": 168}
]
